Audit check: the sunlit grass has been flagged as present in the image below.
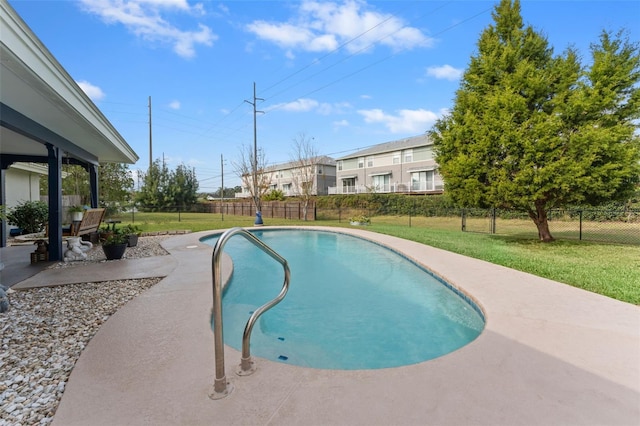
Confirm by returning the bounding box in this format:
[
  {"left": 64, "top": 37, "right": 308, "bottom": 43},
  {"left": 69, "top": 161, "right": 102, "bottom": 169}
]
[{"left": 109, "top": 211, "right": 640, "bottom": 305}]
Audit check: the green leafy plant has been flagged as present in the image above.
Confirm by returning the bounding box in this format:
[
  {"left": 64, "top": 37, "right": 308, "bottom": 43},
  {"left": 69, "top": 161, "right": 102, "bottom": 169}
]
[
  {"left": 263, "top": 189, "right": 285, "bottom": 201},
  {"left": 7, "top": 200, "right": 49, "bottom": 234},
  {"left": 349, "top": 214, "right": 370, "bottom": 225},
  {"left": 101, "top": 228, "right": 128, "bottom": 246},
  {"left": 68, "top": 205, "right": 84, "bottom": 213},
  {"left": 122, "top": 224, "right": 142, "bottom": 235}
]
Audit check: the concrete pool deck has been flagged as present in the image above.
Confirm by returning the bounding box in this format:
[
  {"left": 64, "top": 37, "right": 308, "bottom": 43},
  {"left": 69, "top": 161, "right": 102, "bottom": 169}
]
[{"left": 48, "top": 227, "right": 638, "bottom": 425}]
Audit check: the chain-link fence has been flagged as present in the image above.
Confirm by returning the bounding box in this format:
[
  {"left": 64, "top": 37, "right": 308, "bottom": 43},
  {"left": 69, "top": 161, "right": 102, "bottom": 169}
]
[
  {"left": 108, "top": 201, "right": 639, "bottom": 245},
  {"left": 452, "top": 208, "right": 640, "bottom": 245},
  {"left": 316, "top": 204, "right": 640, "bottom": 245}
]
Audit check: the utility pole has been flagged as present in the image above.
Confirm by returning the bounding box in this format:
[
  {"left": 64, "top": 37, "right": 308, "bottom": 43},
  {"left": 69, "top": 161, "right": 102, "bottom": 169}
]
[
  {"left": 148, "top": 95, "right": 153, "bottom": 169},
  {"left": 245, "top": 82, "right": 264, "bottom": 225},
  {"left": 220, "top": 154, "right": 224, "bottom": 222}
]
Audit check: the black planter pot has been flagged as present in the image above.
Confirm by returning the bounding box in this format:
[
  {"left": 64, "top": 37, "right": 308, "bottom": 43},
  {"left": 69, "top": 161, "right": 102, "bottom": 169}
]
[
  {"left": 127, "top": 234, "right": 139, "bottom": 247},
  {"left": 102, "top": 243, "right": 127, "bottom": 260}
]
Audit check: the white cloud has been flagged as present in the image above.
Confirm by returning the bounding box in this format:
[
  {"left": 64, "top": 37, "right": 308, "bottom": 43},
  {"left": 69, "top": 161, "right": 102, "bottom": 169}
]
[
  {"left": 333, "top": 119, "right": 349, "bottom": 128},
  {"left": 217, "top": 4, "right": 229, "bottom": 15},
  {"left": 245, "top": 0, "right": 432, "bottom": 55},
  {"left": 269, "top": 98, "right": 352, "bottom": 115},
  {"left": 426, "top": 64, "right": 463, "bottom": 81},
  {"left": 135, "top": 0, "right": 190, "bottom": 10},
  {"left": 270, "top": 98, "right": 320, "bottom": 112},
  {"left": 78, "top": 0, "right": 217, "bottom": 58},
  {"left": 168, "top": 100, "right": 181, "bottom": 109},
  {"left": 358, "top": 108, "right": 442, "bottom": 133},
  {"left": 76, "top": 80, "right": 105, "bottom": 101}
]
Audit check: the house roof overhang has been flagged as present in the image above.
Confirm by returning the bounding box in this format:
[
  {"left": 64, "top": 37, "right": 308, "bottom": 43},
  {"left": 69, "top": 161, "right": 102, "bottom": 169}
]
[{"left": 0, "top": 0, "right": 138, "bottom": 165}]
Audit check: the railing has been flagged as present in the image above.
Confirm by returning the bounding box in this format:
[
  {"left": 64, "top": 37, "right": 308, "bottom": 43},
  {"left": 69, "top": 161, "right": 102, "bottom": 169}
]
[
  {"left": 209, "top": 227, "right": 291, "bottom": 400},
  {"left": 328, "top": 180, "right": 444, "bottom": 195}
]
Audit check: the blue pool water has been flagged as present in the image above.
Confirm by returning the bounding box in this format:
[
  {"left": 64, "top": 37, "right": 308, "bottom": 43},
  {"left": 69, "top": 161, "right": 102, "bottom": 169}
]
[{"left": 201, "top": 229, "right": 484, "bottom": 370}]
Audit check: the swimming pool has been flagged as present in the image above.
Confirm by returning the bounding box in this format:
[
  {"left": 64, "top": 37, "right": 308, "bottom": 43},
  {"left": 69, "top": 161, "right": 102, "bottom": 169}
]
[{"left": 202, "top": 229, "right": 484, "bottom": 370}]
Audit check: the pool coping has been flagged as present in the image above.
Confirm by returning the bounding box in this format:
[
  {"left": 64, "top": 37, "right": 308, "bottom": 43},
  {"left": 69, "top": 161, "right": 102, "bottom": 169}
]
[{"left": 52, "top": 226, "right": 640, "bottom": 426}]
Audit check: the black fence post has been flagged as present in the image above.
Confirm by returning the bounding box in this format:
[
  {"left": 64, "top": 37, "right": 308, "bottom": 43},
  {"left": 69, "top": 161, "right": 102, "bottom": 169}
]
[
  {"left": 178, "top": 206, "right": 181, "bottom": 222},
  {"left": 461, "top": 209, "right": 466, "bottom": 232},
  {"left": 579, "top": 210, "right": 583, "bottom": 241},
  {"left": 491, "top": 208, "right": 496, "bottom": 234}
]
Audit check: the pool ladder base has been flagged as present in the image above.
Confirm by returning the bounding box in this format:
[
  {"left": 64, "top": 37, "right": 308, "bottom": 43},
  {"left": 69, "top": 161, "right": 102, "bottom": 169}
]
[
  {"left": 237, "top": 356, "right": 256, "bottom": 376},
  {"left": 208, "top": 378, "right": 234, "bottom": 400}
]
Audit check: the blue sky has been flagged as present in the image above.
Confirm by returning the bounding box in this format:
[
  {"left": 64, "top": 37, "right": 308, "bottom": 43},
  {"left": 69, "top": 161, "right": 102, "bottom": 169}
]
[{"left": 8, "top": 0, "right": 640, "bottom": 191}]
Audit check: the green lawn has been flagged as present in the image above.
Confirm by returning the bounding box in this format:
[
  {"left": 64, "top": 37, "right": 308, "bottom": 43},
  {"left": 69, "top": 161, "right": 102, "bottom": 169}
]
[{"left": 110, "top": 211, "right": 640, "bottom": 305}]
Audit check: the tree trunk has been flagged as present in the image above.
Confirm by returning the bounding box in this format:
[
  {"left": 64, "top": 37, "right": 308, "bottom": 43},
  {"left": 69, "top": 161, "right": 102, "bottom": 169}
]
[{"left": 527, "top": 202, "right": 555, "bottom": 242}]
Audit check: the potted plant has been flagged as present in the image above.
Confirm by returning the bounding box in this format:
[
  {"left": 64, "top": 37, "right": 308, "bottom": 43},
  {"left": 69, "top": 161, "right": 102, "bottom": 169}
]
[
  {"left": 122, "top": 224, "right": 142, "bottom": 247},
  {"left": 101, "top": 228, "right": 128, "bottom": 260},
  {"left": 349, "top": 214, "right": 371, "bottom": 226},
  {"left": 6, "top": 200, "right": 48, "bottom": 234},
  {"left": 68, "top": 205, "right": 84, "bottom": 222}
]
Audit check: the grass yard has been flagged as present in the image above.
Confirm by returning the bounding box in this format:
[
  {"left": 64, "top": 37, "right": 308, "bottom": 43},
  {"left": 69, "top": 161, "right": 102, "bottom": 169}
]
[{"left": 109, "top": 211, "right": 640, "bottom": 305}]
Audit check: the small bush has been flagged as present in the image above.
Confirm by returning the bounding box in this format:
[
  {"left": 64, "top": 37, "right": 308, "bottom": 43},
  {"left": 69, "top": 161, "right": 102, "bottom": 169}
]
[
  {"left": 7, "top": 200, "right": 48, "bottom": 234},
  {"left": 263, "top": 189, "right": 285, "bottom": 201}
]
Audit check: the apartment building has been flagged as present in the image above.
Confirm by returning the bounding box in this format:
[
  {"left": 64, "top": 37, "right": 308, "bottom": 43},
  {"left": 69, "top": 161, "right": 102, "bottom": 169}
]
[
  {"left": 237, "top": 156, "right": 337, "bottom": 198},
  {"left": 329, "top": 134, "right": 443, "bottom": 194}
]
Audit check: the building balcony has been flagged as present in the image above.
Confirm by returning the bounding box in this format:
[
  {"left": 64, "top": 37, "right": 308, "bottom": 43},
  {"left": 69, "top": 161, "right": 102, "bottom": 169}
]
[{"left": 328, "top": 181, "right": 443, "bottom": 195}]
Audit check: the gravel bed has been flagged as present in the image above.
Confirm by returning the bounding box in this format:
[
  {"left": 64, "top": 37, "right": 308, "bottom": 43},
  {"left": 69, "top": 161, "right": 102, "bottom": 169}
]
[
  {"left": 48, "top": 235, "right": 171, "bottom": 268},
  {"left": 0, "top": 236, "right": 170, "bottom": 425}
]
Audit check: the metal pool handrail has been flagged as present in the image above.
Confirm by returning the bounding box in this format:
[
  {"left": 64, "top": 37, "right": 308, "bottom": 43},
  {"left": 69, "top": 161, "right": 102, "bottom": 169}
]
[{"left": 209, "top": 227, "right": 291, "bottom": 400}]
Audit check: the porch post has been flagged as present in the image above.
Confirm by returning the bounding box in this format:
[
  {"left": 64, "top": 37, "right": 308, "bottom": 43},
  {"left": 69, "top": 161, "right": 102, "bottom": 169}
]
[
  {"left": 0, "top": 167, "right": 6, "bottom": 248},
  {"left": 46, "top": 144, "right": 63, "bottom": 261},
  {"left": 89, "top": 163, "right": 99, "bottom": 208}
]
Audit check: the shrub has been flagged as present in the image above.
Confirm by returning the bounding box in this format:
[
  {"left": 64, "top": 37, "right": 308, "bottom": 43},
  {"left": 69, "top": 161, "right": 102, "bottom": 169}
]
[
  {"left": 263, "top": 189, "right": 285, "bottom": 201},
  {"left": 7, "top": 200, "right": 48, "bottom": 234}
]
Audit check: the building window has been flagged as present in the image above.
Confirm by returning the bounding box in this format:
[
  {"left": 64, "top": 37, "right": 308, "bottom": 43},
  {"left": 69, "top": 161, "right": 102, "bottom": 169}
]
[
  {"left": 392, "top": 152, "right": 400, "bottom": 164},
  {"left": 342, "top": 178, "right": 356, "bottom": 193},
  {"left": 338, "top": 161, "right": 343, "bottom": 171},
  {"left": 367, "top": 156, "right": 374, "bottom": 167},
  {"left": 404, "top": 149, "right": 413, "bottom": 163},
  {"left": 358, "top": 157, "right": 364, "bottom": 169},
  {"left": 372, "top": 174, "right": 390, "bottom": 192},
  {"left": 317, "top": 165, "right": 323, "bottom": 174},
  {"left": 410, "top": 170, "right": 434, "bottom": 191}
]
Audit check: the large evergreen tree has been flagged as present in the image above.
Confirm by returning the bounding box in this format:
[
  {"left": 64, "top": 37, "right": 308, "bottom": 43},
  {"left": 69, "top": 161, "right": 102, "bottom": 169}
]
[
  {"left": 430, "top": 0, "right": 640, "bottom": 241},
  {"left": 137, "top": 159, "right": 171, "bottom": 211},
  {"left": 168, "top": 164, "right": 199, "bottom": 210},
  {"left": 137, "top": 160, "right": 199, "bottom": 211}
]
